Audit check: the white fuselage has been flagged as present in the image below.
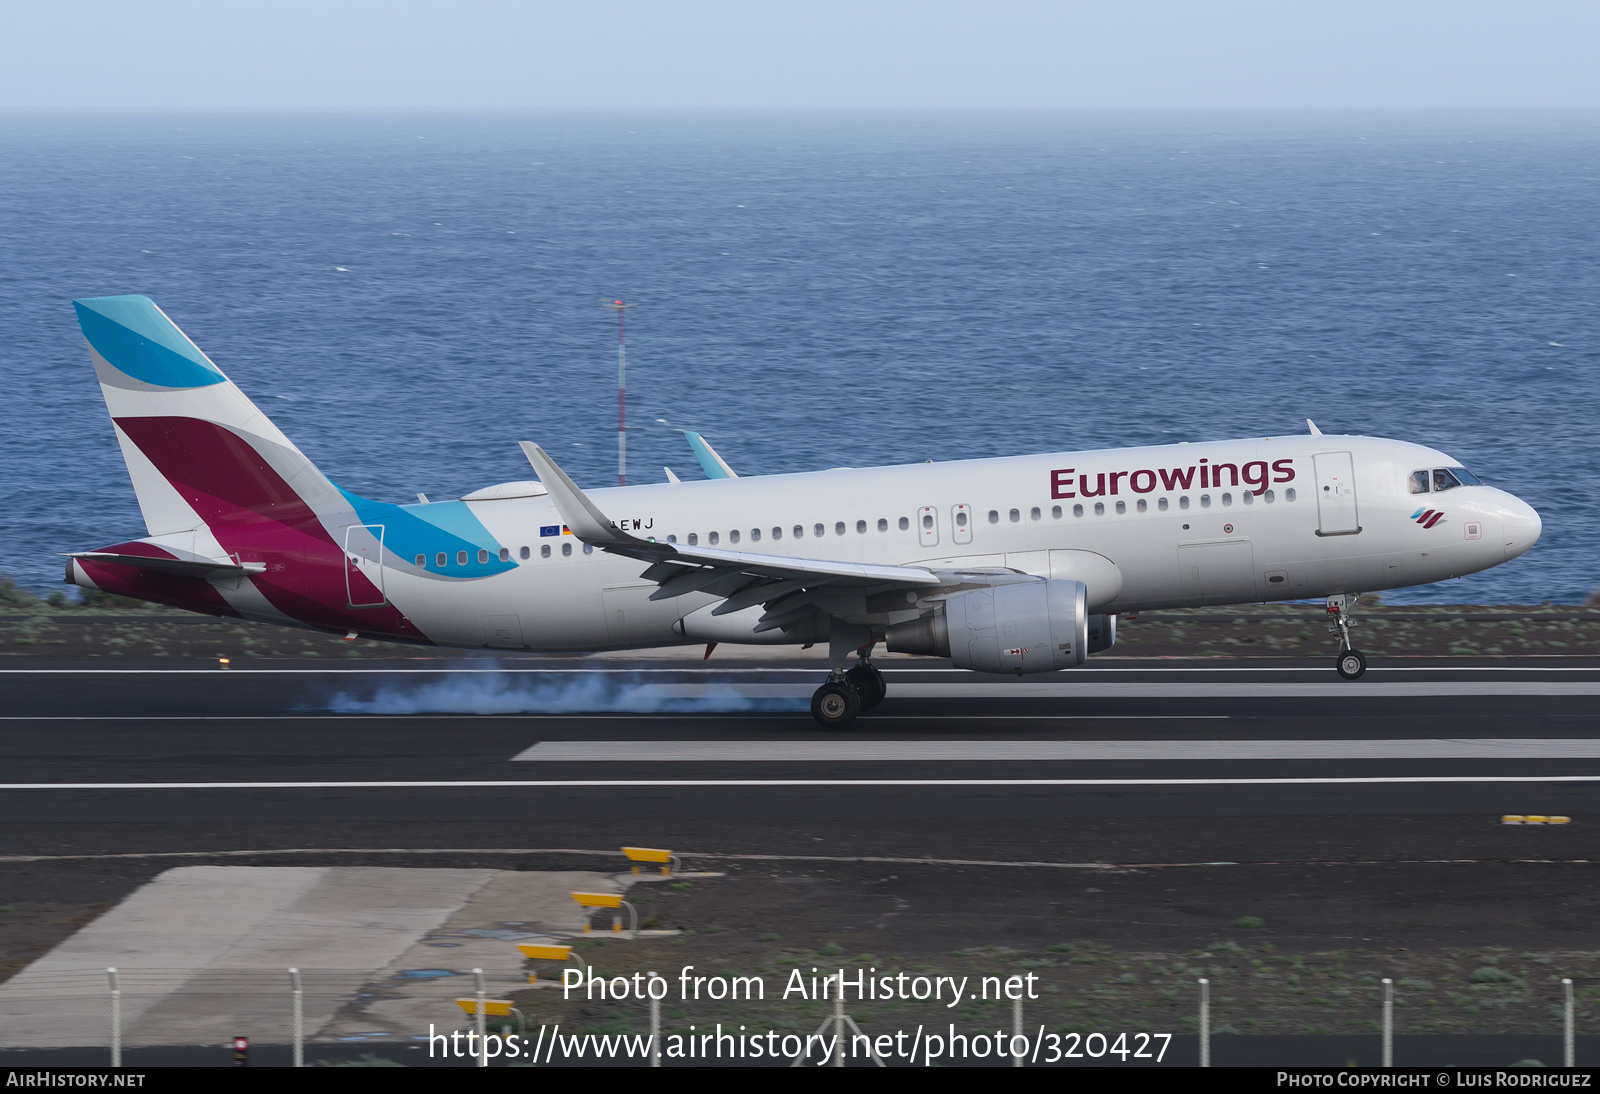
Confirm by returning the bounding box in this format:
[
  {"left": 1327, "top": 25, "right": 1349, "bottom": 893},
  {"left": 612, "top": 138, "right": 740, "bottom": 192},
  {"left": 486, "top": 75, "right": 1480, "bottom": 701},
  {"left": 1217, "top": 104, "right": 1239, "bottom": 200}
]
[{"left": 367, "top": 434, "right": 1540, "bottom": 652}]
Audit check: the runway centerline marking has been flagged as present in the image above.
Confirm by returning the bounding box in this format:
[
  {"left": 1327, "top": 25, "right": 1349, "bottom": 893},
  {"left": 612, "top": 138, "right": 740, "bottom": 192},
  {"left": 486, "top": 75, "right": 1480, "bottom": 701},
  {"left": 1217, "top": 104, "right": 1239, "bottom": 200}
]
[
  {"left": 1, "top": 775, "right": 1598, "bottom": 789},
  {"left": 512, "top": 738, "right": 1600, "bottom": 762}
]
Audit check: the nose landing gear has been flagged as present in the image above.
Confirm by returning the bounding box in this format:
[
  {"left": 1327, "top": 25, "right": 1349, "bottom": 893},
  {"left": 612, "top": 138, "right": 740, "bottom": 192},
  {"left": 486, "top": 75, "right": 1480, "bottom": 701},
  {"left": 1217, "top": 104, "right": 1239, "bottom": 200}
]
[
  {"left": 1327, "top": 595, "right": 1367, "bottom": 680},
  {"left": 810, "top": 635, "right": 888, "bottom": 729}
]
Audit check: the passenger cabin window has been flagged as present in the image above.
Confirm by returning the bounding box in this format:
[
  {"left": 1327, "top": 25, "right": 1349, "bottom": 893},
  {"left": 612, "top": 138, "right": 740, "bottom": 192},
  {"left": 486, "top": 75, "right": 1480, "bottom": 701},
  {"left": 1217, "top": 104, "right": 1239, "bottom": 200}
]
[
  {"left": 519, "top": 546, "right": 530, "bottom": 560},
  {"left": 457, "top": 550, "right": 468, "bottom": 565},
  {"left": 1009, "top": 509, "right": 1020, "bottom": 522},
  {"left": 1410, "top": 470, "right": 1431, "bottom": 494},
  {"left": 1073, "top": 504, "right": 1084, "bottom": 517},
  {"left": 688, "top": 533, "right": 698, "bottom": 546},
  {"left": 729, "top": 530, "right": 741, "bottom": 544},
  {"left": 794, "top": 525, "right": 804, "bottom": 538},
  {"left": 748, "top": 528, "right": 760, "bottom": 542},
  {"left": 898, "top": 517, "right": 910, "bottom": 531},
  {"left": 1094, "top": 502, "right": 1105, "bottom": 516},
  {"left": 877, "top": 518, "right": 888, "bottom": 532},
  {"left": 415, "top": 554, "right": 425, "bottom": 567},
  {"left": 709, "top": 532, "right": 719, "bottom": 545},
  {"left": 856, "top": 520, "right": 867, "bottom": 533},
  {"left": 1158, "top": 498, "right": 1169, "bottom": 511},
  {"left": 436, "top": 552, "right": 447, "bottom": 567},
  {"left": 815, "top": 523, "right": 825, "bottom": 537},
  {"left": 987, "top": 510, "right": 999, "bottom": 524},
  {"left": 1115, "top": 501, "right": 1126, "bottom": 514},
  {"left": 541, "top": 544, "right": 551, "bottom": 558},
  {"left": 1179, "top": 496, "right": 1190, "bottom": 510},
  {"left": 1286, "top": 488, "right": 1297, "bottom": 502},
  {"left": 1051, "top": 505, "right": 1062, "bottom": 519},
  {"left": 1136, "top": 499, "right": 1147, "bottom": 513},
  {"left": 835, "top": 522, "right": 846, "bottom": 536},
  {"left": 561, "top": 543, "right": 572, "bottom": 557},
  {"left": 498, "top": 548, "right": 510, "bottom": 561},
  {"left": 479, "top": 549, "right": 489, "bottom": 563},
  {"left": 1030, "top": 507, "right": 1041, "bottom": 521},
  {"left": 769, "top": 527, "right": 780, "bottom": 540}
]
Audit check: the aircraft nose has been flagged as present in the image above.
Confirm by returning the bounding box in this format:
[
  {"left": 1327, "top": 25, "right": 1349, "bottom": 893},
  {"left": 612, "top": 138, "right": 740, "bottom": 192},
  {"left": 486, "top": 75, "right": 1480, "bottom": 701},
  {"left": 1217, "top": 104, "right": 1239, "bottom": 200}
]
[{"left": 1503, "top": 497, "right": 1542, "bottom": 561}]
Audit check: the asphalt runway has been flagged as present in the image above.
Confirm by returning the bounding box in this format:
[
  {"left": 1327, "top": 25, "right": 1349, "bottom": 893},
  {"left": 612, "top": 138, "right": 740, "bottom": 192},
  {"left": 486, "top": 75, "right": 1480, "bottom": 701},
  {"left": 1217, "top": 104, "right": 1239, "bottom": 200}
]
[{"left": 0, "top": 659, "right": 1597, "bottom": 851}]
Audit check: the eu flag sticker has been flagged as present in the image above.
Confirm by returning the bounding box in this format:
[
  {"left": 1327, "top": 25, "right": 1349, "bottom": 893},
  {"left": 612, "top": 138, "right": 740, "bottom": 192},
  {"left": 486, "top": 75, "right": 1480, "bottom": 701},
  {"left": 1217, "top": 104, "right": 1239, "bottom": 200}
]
[{"left": 540, "top": 525, "right": 560, "bottom": 537}]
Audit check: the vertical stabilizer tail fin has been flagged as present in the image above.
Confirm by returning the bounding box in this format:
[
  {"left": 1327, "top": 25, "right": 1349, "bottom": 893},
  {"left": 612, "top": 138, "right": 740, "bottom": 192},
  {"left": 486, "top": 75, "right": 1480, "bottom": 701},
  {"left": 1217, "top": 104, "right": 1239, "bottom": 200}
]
[{"left": 73, "top": 295, "right": 345, "bottom": 536}]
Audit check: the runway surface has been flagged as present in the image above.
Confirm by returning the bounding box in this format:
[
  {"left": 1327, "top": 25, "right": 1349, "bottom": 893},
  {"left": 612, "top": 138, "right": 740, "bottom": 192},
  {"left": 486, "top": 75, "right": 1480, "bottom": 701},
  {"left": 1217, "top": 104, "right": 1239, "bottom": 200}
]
[{"left": 0, "top": 659, "right": 1596, "bottom": 844}]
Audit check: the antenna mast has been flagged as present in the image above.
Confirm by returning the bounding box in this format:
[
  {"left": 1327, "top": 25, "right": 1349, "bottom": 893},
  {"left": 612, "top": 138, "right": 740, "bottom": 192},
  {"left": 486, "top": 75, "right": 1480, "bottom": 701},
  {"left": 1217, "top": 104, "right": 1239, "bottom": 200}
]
[{"left": 604, "top": 299, "right": 635, "bottom": 486}]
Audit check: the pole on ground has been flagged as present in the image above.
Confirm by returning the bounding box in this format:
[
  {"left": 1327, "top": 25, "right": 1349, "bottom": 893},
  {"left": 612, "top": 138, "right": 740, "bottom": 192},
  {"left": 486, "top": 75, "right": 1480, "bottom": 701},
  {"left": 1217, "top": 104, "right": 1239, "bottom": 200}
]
[
  {"left": 1013, "top": 996, "right": 1024, "bottom": 1067},
  {"left": 289, "top": 967, "right": 303, "bottom": 1068},
  {"left": 604, "top": 299, "right": 635, "bottom": 487},
  {"left": 1381, "top": 978, "right": 1394, "bottom": 1067},
  {"left": 1198, "top": 978, "right": 1209, "bottom": 1068},
  {"left": 107, "top": 967, "right": 120, "bottom": 1068},
  {"left": 1564, "top": 978, "right": 1575, "bottom": 1068},
  {"left": 475, "top": 968, "right": 487, "bottom": 1068},
  {"left": 649, "top": 970, "right": 661, "bottom": 1068},
  {"left": 833, "top": 973, "right": 845, "bottom": 1067}
]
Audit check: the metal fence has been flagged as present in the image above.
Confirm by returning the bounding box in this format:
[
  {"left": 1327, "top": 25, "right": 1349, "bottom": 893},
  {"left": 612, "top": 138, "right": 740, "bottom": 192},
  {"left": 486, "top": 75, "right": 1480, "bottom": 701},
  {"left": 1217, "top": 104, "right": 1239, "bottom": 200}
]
[{"left": 0, "top": 967, "right": 1582, "bottom": 1067}]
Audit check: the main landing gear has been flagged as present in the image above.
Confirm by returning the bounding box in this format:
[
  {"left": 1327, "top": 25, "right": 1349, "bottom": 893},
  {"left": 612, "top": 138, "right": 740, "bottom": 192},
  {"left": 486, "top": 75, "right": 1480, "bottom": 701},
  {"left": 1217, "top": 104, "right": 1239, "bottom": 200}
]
[
  {"left": 810, "top": 636, "right": 887, "bottom": 729},
  {"left": 1327, "top": 594, "right": 1367, "bottom": 680}
]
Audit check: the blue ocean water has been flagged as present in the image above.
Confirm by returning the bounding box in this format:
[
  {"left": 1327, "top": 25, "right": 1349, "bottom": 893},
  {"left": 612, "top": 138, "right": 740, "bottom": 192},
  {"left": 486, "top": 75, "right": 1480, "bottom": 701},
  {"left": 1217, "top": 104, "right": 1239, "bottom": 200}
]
[{"left": 1, "top": 113, "right": 1595, "bottom": 604}]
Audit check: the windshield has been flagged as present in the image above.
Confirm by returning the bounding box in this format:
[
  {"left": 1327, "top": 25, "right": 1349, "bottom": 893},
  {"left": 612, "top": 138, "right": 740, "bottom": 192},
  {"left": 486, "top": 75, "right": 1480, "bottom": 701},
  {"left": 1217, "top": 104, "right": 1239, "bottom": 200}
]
[{"left": 1449, "top": 467, "right": 1483, "bottom": 485}]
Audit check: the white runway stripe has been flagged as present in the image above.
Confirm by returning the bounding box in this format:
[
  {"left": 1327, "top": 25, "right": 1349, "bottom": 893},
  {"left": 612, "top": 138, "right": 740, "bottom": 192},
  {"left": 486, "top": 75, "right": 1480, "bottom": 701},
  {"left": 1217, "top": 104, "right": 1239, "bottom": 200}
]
[
  {"left": 0, "top": 775, "right": 1597, "bottom": 790},
  {"left": 639, "top": 682, "right": 1600, "bottom": 698},
  {"left": 514, "top": 738, "right": 1600, "bottom": 762}
]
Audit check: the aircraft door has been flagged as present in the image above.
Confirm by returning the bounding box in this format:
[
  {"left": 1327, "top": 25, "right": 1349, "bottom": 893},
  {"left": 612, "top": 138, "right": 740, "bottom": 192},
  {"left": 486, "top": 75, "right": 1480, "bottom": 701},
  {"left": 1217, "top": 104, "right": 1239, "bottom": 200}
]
[
  {"left": 1313, "top": 451, "right": 1361, "bottom": 536},
  {"left": 951, "top": 504, "right": 972, "bottom": 545},
  {"left": 918, "top": 506, "right": 939, "bottom": 547},
  {"left": 343, "top": 524, "right": 386, "bottom": 607}
]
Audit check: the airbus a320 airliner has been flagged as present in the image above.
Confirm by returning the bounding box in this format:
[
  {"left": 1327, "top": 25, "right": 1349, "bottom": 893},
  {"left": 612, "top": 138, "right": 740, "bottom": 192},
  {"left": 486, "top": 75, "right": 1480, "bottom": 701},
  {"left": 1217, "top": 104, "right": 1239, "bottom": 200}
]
[{"left": 63, "top": 296, "right": 1542, "bottom": 726}]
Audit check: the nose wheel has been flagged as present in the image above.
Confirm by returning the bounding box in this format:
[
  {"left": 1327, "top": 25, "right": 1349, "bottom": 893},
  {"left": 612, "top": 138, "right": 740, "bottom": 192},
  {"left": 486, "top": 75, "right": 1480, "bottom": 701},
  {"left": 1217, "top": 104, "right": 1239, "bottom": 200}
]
[{"left": 1327, "top": 595, "right": 1367, "bottom": 680}]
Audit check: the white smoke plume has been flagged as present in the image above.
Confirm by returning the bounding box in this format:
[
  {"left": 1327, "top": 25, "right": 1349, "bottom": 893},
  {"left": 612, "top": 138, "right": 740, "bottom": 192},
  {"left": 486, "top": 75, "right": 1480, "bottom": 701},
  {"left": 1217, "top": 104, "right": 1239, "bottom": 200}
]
[{"left": 322, "top": 672, "right": 806, "bottom": 715}]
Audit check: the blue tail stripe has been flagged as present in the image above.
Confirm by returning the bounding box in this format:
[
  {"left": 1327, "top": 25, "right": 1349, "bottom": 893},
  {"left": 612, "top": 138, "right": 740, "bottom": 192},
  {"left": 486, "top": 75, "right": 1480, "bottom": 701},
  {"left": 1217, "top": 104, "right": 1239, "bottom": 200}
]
[{"left": 73, "top": 296, "right": 227, "bottom": 389}]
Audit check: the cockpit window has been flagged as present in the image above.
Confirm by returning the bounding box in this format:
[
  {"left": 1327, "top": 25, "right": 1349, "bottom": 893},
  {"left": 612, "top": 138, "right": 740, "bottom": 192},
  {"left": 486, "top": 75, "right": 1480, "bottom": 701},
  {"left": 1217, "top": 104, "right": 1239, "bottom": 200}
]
[
  {"left": 1432, "top": 468, "right": 1463, "bottom": 492},
  {"left": 1450, "top": 467, "right": 1483, "bottom": 485},
  {"left": 1409, "top": 470, "right": 1430, "bottom": 494}
]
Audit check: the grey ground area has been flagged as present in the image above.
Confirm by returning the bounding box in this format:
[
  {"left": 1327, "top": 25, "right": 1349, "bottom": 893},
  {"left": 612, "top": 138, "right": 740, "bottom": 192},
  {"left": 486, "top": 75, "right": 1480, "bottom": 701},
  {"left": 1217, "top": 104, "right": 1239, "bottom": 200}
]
[{"left": 0, "top": 656, "right": 1596, "bottom": 1063}]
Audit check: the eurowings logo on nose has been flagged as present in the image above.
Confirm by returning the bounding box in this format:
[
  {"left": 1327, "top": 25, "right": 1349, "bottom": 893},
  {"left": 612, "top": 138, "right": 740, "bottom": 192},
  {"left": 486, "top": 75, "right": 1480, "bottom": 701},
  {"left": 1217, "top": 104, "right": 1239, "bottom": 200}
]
[{"left": 1411, "top": 508, "right": 1446, "bottom": 529}]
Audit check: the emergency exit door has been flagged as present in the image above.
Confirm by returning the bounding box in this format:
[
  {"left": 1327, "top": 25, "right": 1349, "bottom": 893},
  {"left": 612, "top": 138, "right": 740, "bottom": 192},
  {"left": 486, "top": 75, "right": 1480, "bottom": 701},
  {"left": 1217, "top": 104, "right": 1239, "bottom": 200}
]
[{"left": 1313, "top": 452, "right": 1362, "bottom": 536}]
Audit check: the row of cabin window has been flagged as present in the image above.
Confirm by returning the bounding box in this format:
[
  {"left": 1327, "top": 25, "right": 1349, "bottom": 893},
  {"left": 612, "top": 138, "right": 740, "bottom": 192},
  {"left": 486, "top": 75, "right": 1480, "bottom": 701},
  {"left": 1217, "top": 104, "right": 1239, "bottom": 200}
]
[
  {"left": 416, "top": 543, "right": 592, "bottom": 568},
  {"left": 1001, "top": 488, "right": 1297, "bottom": 522},
  {"left": 412, "top": 488, "right": 1303, "bottom": 569},
  {"left": 666, "top": 517, "right": 909, "bottom": 547}
]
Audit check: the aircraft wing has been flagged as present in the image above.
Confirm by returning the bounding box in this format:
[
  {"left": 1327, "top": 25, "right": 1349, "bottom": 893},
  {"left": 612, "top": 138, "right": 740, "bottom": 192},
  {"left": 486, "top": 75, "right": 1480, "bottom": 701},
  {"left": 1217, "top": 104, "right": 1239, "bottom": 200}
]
[{"left": 521, "top": 442, "right": 971, "bottom": 634}]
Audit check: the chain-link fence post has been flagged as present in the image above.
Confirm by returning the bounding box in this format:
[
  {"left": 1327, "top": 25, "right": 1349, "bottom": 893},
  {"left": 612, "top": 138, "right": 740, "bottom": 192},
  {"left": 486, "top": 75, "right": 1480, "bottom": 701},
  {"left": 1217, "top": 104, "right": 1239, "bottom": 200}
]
[
  {"left": 1198, "top": 978, "right": 1209, "bottom": 1067},
  {"left": 1013, "top": 996, "right": 1023, "bottom": 1067},
  {"left": 1565, "top": 978, "right": 1575, "bottom": 1068},
  {"left": 107, "top": 967, "right": 120, "bottom": 1068},
  {"left": 832, "top": 973, "right": 844, "bottom": 1067},
  {"left": 1382, "top": 978, "right": 1393, "bottom": 1067},
  {"left": 289, "top": 967, "right": 303, "bottom": 1068}
]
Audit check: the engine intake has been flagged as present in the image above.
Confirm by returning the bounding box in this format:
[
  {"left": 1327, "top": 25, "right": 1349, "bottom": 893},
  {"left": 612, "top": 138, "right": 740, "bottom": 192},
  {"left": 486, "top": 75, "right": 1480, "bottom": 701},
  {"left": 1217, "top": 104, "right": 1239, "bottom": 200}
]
[{"left": 887, "top": 579, "right": 1088, "bottom": 674}]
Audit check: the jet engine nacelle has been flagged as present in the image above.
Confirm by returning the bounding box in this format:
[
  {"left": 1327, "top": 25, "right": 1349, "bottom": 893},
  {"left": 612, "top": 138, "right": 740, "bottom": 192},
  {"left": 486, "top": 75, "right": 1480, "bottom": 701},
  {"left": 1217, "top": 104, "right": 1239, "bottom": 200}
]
[
  {"left": 1087, "top": 613, "right": 1116, "bottom": 654},
  {"left": 886, "top": 579, "right": 1088, "bottom": 674}
]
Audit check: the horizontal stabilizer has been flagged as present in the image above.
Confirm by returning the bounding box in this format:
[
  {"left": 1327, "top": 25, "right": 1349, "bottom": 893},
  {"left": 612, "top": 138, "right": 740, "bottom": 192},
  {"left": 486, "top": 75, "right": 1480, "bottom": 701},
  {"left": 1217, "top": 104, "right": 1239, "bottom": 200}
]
[{"left": 66, "top": 552, "right": 266, "bottom": 578}]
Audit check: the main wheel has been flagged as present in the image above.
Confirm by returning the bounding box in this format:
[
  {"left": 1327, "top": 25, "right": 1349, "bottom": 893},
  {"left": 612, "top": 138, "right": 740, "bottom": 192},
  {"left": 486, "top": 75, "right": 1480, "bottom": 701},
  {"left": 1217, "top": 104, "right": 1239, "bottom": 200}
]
[
  {"left": 1336, "top": 648, "right": 1367, "bottom": 680},
  {"left": 811, "top": 681, "right": 862, "bottom": 729},
  {"left": 845, "top": 665, "right": 887, "bottom": 711}
]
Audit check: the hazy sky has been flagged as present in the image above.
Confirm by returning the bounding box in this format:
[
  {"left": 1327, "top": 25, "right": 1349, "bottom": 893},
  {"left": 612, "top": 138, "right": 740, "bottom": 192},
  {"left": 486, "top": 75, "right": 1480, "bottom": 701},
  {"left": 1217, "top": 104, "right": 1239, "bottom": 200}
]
[{"left": 3, "top": 0, "right": 1599, "bottom": 112}]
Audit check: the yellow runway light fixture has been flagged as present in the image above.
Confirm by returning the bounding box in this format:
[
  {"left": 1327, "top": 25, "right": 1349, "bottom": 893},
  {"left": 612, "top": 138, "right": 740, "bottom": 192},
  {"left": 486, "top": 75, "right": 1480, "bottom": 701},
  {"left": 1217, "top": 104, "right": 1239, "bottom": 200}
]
[
  {"left": 455, "top": 998, "right": 516, "bottom": 1018},
  {"left": 518, "top": 942, "right": 585, "bottom": 981},
  {"left": 622, "top": 846, "right": 680, "bottom": 876},
  {"left": 571, "top": 891, "right": 638, "bottom": 935}
]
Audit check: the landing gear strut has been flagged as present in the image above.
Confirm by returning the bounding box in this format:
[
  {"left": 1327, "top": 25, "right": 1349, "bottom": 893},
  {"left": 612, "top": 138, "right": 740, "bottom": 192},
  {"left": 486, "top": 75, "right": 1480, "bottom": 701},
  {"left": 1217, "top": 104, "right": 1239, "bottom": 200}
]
[
  {"left": 1327, "top": 595, "right": 1367, "bottom": 680},
  {"left": 810, "top": 630, "right": 887, "bottom": 729}
]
